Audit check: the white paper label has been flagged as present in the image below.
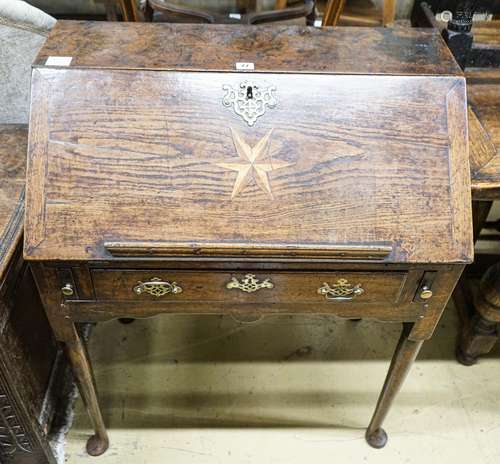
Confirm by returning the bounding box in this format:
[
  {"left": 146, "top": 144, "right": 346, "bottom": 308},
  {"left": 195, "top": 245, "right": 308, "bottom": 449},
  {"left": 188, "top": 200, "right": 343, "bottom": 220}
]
[
  {"left": 235, "top": 62, "right": 255, "bottom": 71},
  {"left": 229, "top": 13, "right": 241, "bottom": 19},
  {"left": 45, "top": 56, "right": 73, "bottom": 66}
]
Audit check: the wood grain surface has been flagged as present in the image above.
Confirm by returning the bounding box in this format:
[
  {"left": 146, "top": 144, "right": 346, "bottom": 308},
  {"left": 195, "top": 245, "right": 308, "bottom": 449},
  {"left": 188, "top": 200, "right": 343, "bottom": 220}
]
[
  {"left": 90, "top": 269, "right": 407, "bottom": 304},
  {"left": 34, "top": 21, "right": 461, "bottom": 76},
  {"left": 25, "top": 23, "right": 473, "bottom": 453},
  {"left": 467, "top": 67, "right": 500, "bottom": 199},
  {"left": 0, "top": 124, "right": 68, "bottom": 464},
  {"left": 25, "top": 68, "right": 472, "bottom": 263},
  {"left": 0, "top": 125, "right": 27, "bottom": 282}
]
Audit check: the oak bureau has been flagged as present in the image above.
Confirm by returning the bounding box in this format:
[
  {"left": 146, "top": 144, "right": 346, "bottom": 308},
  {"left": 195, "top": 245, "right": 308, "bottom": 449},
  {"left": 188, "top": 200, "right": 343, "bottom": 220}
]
[{"left": 24, "top": 21, "right": 473, "bottom": 456}]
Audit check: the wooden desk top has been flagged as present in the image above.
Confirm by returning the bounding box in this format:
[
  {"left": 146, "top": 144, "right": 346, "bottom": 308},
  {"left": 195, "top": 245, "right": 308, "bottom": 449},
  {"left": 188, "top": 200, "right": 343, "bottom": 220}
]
[
  {"left": 0, "top": 125, "right": 27, "bottom": 282},
  {"left": 467, "top": 67, "right": 500, "bottom": 200},
  {"left": 35, "top": 21, "right": 460, "bottom": 76}
]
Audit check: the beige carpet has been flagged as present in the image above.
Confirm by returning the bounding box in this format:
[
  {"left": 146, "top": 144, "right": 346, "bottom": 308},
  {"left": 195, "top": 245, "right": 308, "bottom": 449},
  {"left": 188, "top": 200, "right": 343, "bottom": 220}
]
[{"left": 65, "top": 304, "right": 500, "bottom": 463}]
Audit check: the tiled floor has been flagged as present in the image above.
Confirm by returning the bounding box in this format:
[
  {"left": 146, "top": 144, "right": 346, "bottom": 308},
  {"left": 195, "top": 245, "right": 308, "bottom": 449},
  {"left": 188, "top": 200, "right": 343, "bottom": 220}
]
[{"left": 65, "top": 304, "right": 500, "bottom": 464}]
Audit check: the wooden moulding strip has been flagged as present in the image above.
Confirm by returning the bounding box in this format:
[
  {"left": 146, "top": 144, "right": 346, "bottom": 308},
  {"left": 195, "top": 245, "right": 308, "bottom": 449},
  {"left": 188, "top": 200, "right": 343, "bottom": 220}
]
[{"left": 104, "top": 242, "right": 393, "bottom": 260}]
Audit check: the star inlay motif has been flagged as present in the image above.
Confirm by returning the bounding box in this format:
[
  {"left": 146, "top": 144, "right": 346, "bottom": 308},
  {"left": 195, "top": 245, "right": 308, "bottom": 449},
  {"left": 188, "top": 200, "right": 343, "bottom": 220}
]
[{"left": 216, "top": 128, "right": 294, "bottom": 199}]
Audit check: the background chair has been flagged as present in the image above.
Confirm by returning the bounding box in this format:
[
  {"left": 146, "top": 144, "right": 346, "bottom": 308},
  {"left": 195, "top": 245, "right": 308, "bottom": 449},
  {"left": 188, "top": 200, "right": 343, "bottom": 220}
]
[
  {"left": 25, "top": 0, "right": 139, "bottom": 21},
  {"left": 143, "top": 0, "right": 316, "bottom": 25}
]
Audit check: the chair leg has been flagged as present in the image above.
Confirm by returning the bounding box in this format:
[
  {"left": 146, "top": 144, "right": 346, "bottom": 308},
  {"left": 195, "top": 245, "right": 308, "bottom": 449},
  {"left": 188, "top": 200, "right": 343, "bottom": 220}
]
[
  {"left": 322, "top": 0, "right": 346, "bottom": 26},
  {"left": 457, "top": 261, "right": 500, "bottom": 365},
  {"left": 366, "top": 323, "right": 423, "bottom": 448},
  {"left": 65, "top": 324, "right": 109, "bottom": 456},
  {"left": 457, "top": 313, "right": 498, "bottom": 365},
  {"left": 104, "top": 0, "right": 119, "bottom": 21},
  {"left": 382, "top": 0, "right": 396, "bottom": 26},
  {"left": 306, "top": 0, "right": 316, "bottom": 25},
  {"left": 143, "top": 1, "right": 154, "bottom": 22}
]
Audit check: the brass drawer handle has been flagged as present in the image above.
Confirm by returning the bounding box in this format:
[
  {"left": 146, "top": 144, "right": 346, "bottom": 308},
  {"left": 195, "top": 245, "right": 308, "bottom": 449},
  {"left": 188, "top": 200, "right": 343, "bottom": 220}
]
[
  {"left": 318, "top": 279, "right": 364, "bottom": 301},
  {"left": 226, "top": 274, "right": 274, "bottom": 293},
  {"left": 133, "top": 278, "right": 183, "bottom": 297}
]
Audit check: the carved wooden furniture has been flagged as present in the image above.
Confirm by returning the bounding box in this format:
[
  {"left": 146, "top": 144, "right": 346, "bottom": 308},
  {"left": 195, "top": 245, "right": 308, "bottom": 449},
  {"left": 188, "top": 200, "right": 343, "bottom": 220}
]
[
  {"left": 0, "top": 124, "right": 69, "bottom": 464},
  {"left": 144, "top": 0, "right": 315, "bottom": 24},
  {"left": 413, "top": 0, "right": 500, "bottom": 364},
  {"left": 411, "top": 0, "right": 500, "bottom": 367},
  {"left": 25, "top": 21, "right": 472, "bottom": 456},
  {"left": 440, "top": 0, "right": 482, "bottom": 69},
  {"left": 456, "top": 65, "right": 500, "bottom": 365},
  {"left": 410, "top": 0, "right": 498, "bottom": 364},
  {"left": 457, "top": 260, "right": 500, "bottom": 365},
  {"left": 412, "top": 1, "right": 500, "bottom": 69}
]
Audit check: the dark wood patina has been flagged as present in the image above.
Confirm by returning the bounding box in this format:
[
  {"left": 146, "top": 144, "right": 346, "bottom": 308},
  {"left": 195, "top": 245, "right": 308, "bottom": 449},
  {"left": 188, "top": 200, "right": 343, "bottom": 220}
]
[
  {"left": 409, "top": 0, "right": 500, "bottom": 366},
  {"left": 25, "top": 21, "right": 473, "bottom": 455},
  {"left": 0, "top": 125, "right": 68, "bottom": 464},
  {"left": 456, "top": 64, "right": 500, "bottom": 365}
]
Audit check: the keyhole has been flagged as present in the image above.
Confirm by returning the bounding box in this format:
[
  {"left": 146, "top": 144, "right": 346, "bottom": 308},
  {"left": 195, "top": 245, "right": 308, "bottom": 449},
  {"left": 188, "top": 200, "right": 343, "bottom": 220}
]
[{"left": 246, "top": 86, "right": 253, "bottom": 99}]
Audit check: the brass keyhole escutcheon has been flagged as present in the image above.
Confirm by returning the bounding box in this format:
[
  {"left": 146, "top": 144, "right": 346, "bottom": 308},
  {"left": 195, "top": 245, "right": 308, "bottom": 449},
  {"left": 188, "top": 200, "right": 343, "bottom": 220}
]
[{"left": 226, "top": 274, "right": 274, "bottom": 293}]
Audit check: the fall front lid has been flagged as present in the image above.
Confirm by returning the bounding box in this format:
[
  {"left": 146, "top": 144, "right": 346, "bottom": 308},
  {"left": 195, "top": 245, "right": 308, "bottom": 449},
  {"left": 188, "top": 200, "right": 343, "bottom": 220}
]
[{"left": 24, "top": 22, "right": 472, "bottom": 263}]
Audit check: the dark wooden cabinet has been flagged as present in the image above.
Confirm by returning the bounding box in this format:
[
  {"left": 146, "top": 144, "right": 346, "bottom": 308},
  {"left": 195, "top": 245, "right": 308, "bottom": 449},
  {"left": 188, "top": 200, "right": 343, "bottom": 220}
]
[
  {"left": 456, "top": 64, "right": 500, "bottom": 364},
  {"left": 25, "top": 21, "right": 473, "bottom": 456},
  {"left": 0, "top": 125, "right": 68, "bottom": 464}
]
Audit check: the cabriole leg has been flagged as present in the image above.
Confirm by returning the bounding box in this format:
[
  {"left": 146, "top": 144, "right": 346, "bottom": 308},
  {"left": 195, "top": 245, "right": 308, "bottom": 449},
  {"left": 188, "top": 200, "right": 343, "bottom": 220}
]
[
  {"left": 65, "top": 324, "right": 109, "bottom": 456},
  {"left": 366, "top": 323, "right": 423, "bottom": 449},
  {"left": 30, "top": 264, "right": 109, "bottom": 456}
]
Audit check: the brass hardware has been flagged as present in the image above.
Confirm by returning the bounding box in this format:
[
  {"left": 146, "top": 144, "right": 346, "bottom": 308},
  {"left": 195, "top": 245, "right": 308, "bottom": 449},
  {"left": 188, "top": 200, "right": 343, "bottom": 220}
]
[
  {"left": 222, "top": 81, "right": 277, "bottom": 126},
  {"left": 133, "top": 278, "right": 183, "bottom": 297},
  {"left": 226, "top": 274, "right": 274, "bottom": 293},
  {"left": 318, "top": 279, "right": 364, "bottom": 301},
  {"left": 419, "top": 286, "right": 433, "bottom": 300},
  {"left": 61, "top": 283, "right": 74, "bottom": 297},
  {"left": 414, "top": 271, "right": 437, "bottom": 303}
]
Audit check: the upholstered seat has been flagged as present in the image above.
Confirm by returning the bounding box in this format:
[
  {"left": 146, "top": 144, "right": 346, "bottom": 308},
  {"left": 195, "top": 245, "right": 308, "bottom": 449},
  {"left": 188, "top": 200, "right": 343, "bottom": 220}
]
[{"left": 0, "top": 0, "right": 56, "bottom": 124}]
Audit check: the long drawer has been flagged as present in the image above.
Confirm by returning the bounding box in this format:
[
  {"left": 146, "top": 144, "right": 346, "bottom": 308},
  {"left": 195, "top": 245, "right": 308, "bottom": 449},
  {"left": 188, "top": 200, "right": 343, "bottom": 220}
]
[{"left": 90, "top": 270, "right": 409, "bottom": 306}]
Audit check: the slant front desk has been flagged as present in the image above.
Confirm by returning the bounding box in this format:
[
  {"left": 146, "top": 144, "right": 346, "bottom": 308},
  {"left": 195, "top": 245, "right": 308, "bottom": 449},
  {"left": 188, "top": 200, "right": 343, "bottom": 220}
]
[{"left": 25, "top": 21, "right": 472, "bottom": 456}]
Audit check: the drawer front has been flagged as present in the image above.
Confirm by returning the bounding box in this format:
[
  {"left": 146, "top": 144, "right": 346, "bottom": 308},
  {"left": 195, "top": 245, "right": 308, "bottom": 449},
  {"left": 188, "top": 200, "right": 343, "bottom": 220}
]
[{"left": 90, "top": 270, "right": 408, "bottom": 306}]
